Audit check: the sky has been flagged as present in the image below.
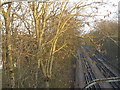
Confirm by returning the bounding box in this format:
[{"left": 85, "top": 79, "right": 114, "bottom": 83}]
[
  {"left": 0, "top": 0, "right": 119, "bottom": 33},
  {"left": 0, "top": 0, "right": 119, "bottom": 35},
  {"left": 0, "top": 0, "right": 119, "bottom": 68},
  {"left": 69, "top": 0, "right": 119, "bottom": 33}
]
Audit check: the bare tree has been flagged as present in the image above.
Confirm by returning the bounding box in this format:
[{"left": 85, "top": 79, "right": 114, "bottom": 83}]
[
  {"left": 1, "top": 3, "right": 15, "bottom": 88},
  {"left": 1, "top": 0, "right": 112, "bottom": 88}
]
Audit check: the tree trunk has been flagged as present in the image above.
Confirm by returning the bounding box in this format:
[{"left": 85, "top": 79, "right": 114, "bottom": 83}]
[
  {"left": 44, "top": 77, "right": 50, "bottom": 88},
  {"left": 45, "top": 81, "right": 49, "bottom": 88},
  {"left": 2, "top": 3, "right": 15, "bottom": 88}
]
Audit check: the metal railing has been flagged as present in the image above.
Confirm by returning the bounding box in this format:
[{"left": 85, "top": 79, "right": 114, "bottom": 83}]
[{"left": 83, "top": 77, "right": 120, "bottom": 90}]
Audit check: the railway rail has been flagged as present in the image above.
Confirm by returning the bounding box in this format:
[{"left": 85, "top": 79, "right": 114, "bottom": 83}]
[
  {"left": 76, "top": 46, "right": 120, "bottom": 89},
  {"left": 80, "top": 53, "right": 101, "bottom": 89},
  {"left": 91, "top": 55, "right": 120, "bottom": 88}
]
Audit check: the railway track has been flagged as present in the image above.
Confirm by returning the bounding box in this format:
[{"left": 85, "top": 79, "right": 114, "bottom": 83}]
[
  {"left": 80, "top": 53, "right": 101, "bottom": 89},
  {"left": 84, "top": 46, "right": 120, "bottom": 73},
  {"left": 96, "top": 50, "right": 120, "bottom": 73},
  {"left": 79, "top": 46, "right": 120, "bottom": 89},
  {"left": 91, "top": 55, "right": 120, "bottom": 88}
]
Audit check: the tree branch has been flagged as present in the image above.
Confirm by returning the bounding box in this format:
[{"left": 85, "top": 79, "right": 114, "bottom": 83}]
[{"left": 0, "top": 2, "right": 12, "bottom": 8}]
